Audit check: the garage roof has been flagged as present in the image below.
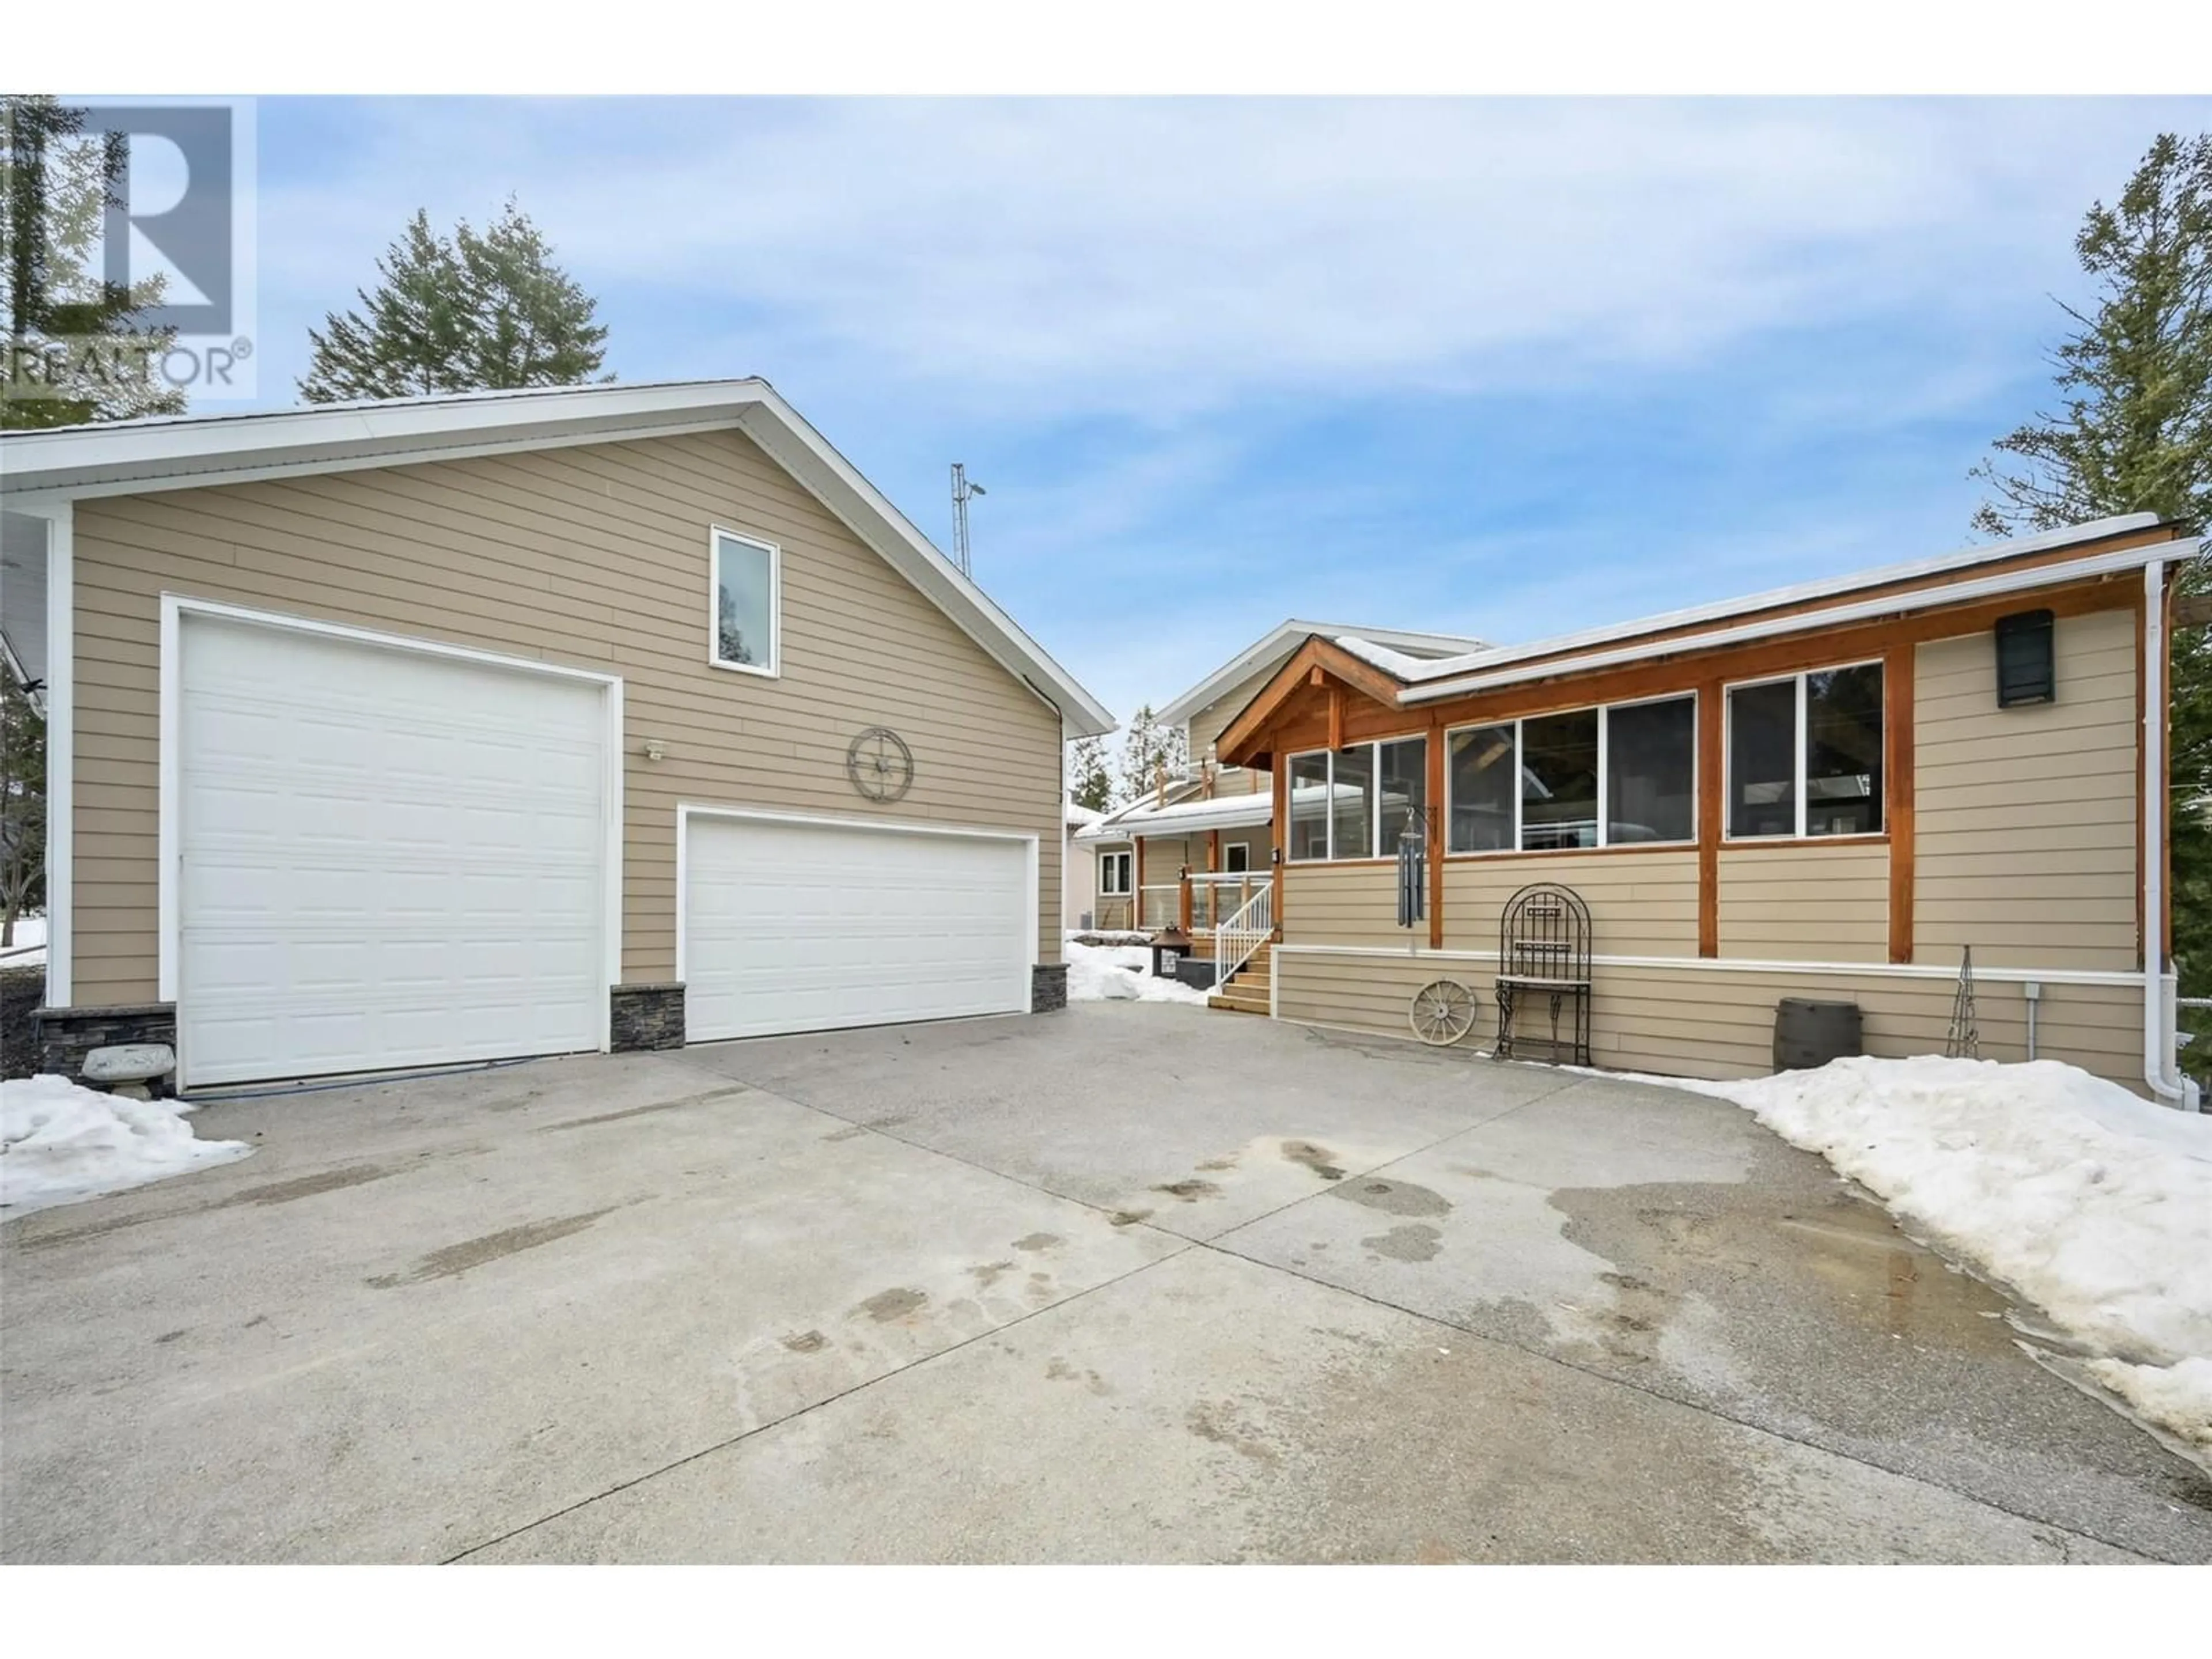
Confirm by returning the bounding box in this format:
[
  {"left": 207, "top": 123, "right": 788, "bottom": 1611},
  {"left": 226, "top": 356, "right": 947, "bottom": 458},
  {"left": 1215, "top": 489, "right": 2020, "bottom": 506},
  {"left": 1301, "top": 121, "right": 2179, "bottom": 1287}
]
[{"left": 0, "top": 379, "right": 1117, "bottom": 737}]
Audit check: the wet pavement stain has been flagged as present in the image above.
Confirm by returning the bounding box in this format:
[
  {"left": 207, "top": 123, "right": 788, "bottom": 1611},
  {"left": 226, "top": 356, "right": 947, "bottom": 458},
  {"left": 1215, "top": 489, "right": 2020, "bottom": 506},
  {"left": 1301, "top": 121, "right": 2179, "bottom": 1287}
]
[
  {"left": 366, "top": 1207, "right": 619, "bottom": 1287},
  {"left": 1109, "top": 1209, "right": 1152, "bottom": 1227},
  {"left": 856, "top": 1287, "right": 928, "bottom": 1323},
  {"left": 1185, "top": 1402, "right": 1281, "bottom": 1465},
  {"left": 781, "top": 1330, "right": 828, "bottom": 1354},
  {"left": 1335, "top": 1177, "right": 1452, "bottom": 1218},
  {"left": 969, "top": 1260, "right": 1017, "bottom": 1289},
  {"left": 1282, "top": 1141, "right": 1347, "bottom": 1181},
  {"left": 153, "top": 1329, "right": 187, "bottom": 1345},
  {"left": 539, "top": 1086, "right": 751, "bottom": 1134},
  {"left": 1153, "top": 1179, "right": 1221, "bottom": 1202},
  {"left": 1196, "top": 1155, "right": 1240, "bottom": 1172},
  {"left": 821, "top": 1125, "right": 869, "bottom": 1143},
  {"left": 223, "top": 1164, "right": 394, "bottom": 1206},
  {"left": 1012, "top": 1232, "right": 1061, "bottom": 1252},
  {"left": 1046, "top": 1357, "right": 1115, "bottom": 1395},
  {"left": 1362, "top": 1223, "right": 1443, "bottom": 1263}
]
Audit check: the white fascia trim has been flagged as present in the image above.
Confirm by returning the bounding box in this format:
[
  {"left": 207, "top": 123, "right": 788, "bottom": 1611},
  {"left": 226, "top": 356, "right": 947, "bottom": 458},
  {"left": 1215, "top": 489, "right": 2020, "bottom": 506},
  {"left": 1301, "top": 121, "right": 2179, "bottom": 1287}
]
[
  {"left": 1385, "top": 514, "right": 2162, "bottom": 692},
  {"left": 35, "top": 502, "right": 72, "bottom": 1004},
  {"left": 732, "top": 391, "right": 1115, "bottom": 738},
  {"left": 2139, "top": 558, "right": 2194, "bottom": 1108},
  {"left": 1155, "top": 618, "right": 1491, "bottom": 728},
  {"left": 1271, "top": 942, "right": 2150, "bottom": 990},
  {"left": 1403, "top": 538, "right": 2177, "bottom": 704},
  {"left": 158, "top": 597, "right": 627, "bottom": 1045}
]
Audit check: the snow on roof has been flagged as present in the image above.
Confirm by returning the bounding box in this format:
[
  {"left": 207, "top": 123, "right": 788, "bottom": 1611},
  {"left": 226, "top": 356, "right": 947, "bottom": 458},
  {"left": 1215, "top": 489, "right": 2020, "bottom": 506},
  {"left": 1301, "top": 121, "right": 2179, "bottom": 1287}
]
[
  {"left": 1078, "top": 791, "right": 1275, "bottom": 839},
  {"left": 1065, "top": 800, "right": 1105, "bottom": 828},
  {"left": 1156, "top": 618, "right": 1490, "bottom": 728}
]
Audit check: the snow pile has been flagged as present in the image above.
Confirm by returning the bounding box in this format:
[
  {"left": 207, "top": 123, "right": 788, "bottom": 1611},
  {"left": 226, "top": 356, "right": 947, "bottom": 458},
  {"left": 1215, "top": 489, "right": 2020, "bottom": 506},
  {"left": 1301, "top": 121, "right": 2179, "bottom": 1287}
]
[
  {"left": 0, "top": 912, "right": 46, "bottom": 967},
  {"left": 2, "top": 1074, "right": 253, "bottom": 1217},
  {"left": 1065, "top": 940, "right": 1211, "bottom": 1006},
  {"left": 1673, "top": 1055, "right": 2212, "bottom": 1455}
]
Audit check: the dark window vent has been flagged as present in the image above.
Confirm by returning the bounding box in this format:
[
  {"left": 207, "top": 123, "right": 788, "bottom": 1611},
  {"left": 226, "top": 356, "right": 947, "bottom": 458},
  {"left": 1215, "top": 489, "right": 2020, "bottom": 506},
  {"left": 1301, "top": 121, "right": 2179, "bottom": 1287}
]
[{"left": 1994, "top": 609, "right": 2056, "bottom": 708}]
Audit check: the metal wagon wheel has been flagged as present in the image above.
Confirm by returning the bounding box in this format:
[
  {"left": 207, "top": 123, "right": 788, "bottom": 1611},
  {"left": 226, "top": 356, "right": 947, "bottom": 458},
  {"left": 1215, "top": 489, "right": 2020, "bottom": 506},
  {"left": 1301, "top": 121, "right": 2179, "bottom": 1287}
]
[{"left": 1409, "top": 978, "right": 1479, "bottom": 1047}]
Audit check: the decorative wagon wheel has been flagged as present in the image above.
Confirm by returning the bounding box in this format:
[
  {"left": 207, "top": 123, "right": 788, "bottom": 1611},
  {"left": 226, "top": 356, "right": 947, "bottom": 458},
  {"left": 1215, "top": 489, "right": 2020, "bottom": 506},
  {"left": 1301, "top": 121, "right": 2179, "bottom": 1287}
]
[
  {"left": 846, "top": 726, "right": 915, "bottom": 802},
  {"left": 1408, "top": 978, "right": 1479, "bottom": 1047}
]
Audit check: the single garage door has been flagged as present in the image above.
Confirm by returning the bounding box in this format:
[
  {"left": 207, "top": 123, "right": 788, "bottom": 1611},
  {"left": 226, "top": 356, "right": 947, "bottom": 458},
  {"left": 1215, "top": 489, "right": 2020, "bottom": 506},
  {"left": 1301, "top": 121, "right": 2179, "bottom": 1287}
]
[
  {"left": 178, "top": 612, "right": 610, "bottom": 1086},
  {"left": 684, "top": 812, "right": 1032, "bottom": 1041}
]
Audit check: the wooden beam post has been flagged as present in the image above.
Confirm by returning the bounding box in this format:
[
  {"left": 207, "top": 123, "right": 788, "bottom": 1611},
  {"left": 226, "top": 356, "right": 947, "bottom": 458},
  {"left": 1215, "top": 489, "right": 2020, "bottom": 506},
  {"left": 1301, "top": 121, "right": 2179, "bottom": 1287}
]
[
  {"left": 1179, "top": 866, "right": 1194, "bottom": 933},
  {"left": 1426, "top": 716, "right": 1445, "bottom": 950},
  {"left": 1697, "top": 679, "right": 1722, "bottom": 958},
  {"left": 1885, "top": 644, "right": 1915, "bottom": 965},
  {"left": 1134, "top": 836, "right": 1146, "bottom": 931},
  {"left": 1272, "top": 756, "right": 1289, "bottom": 935},
  {"left": 1327, "top": 684, "right": 1344, "bottom": 753}
]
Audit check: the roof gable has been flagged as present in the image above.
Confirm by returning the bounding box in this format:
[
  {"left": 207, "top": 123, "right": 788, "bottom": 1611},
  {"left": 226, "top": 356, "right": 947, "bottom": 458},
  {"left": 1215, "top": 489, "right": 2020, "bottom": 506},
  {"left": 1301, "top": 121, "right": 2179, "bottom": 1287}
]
[{"left": 0, "top": 379, "right": 1115, "bottom": 736}]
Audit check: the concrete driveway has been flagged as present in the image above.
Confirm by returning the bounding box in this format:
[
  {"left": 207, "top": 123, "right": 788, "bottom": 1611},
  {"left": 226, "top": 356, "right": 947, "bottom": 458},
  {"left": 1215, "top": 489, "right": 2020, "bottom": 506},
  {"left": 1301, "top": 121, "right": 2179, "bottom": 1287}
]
[{"left": 4, "top": 1003, "right": 2208, "bottom": 1564}]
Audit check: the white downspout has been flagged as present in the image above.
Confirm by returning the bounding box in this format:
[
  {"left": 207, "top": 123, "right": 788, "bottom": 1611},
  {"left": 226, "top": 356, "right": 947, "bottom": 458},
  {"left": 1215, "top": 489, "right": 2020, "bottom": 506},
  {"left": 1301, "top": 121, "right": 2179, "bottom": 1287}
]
[{"left": 2141, "top": 557, "right": 2199, "bottom": 1109}]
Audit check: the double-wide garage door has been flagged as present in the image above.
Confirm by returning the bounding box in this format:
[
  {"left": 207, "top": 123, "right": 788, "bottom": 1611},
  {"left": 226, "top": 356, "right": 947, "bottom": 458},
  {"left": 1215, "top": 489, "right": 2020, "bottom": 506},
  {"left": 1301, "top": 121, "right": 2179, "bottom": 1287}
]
[
  {"left": 683, "top": 812, "right": 1032, "bottom": 1041},
  {"left": 178, "top": 613, "right": 610, "bottom": 1086}
]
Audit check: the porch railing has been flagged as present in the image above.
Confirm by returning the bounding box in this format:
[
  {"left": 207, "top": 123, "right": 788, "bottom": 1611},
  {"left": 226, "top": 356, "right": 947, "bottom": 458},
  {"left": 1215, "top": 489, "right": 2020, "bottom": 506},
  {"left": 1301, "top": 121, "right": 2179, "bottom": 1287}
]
[{"left": 1214, "top": 876, "right": 1275, "bottom": 986}]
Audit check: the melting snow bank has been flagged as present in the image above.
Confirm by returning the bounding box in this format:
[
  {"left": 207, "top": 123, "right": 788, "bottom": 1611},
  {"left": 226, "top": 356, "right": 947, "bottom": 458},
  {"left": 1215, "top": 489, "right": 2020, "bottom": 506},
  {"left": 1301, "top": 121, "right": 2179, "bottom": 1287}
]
[
  {"left": 1665, "top": 1055, "right": 2212, "bottom": 1457},
  {"left": 2, "top": 1074, "right": 254, "bottom": 1217},
  {"left": 1065, "top": 940, "right": 1211, "bottom": 1005}
]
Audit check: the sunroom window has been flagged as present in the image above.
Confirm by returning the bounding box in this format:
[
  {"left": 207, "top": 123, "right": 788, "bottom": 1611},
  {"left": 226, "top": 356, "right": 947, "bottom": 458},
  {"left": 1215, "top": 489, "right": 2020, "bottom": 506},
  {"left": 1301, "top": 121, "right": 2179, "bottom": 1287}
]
[
  {"left": 1286, "top": 736, "right": 1430, "bottom": 860},
  {"left": 1726, "top": 664, "right": 1884, "bottom": 839},
  {"left": 1445, "top": 694, "right": 1697, "bottom": 853}
]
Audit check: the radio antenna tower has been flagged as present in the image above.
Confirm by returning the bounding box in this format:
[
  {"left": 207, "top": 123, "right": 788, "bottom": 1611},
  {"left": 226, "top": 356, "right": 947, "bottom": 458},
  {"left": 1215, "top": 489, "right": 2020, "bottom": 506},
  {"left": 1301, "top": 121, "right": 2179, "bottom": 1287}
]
[{"left": 950, "top": 463, "right": 986, "bottom": 577}]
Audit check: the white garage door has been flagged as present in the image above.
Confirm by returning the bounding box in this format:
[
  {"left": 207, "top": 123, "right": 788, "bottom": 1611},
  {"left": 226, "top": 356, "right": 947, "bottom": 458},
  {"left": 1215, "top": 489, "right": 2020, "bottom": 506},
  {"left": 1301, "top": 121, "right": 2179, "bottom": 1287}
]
[
  {"left": 684, "top": 812, "right": 1032, "bottom": 1041},
  {"left": 177, "top": 613, "right": 610, "bottom": 1086}
]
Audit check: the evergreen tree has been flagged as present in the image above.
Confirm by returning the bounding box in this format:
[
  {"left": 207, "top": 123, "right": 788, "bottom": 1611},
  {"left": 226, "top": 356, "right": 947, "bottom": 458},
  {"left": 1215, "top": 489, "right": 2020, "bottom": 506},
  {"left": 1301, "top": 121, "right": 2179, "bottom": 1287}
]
[
  {"left": 1971, "top": 131, "right": 2212, "bottom": 987},
  {"left": 2, "top": 94, "right": 187, "bottom": 428},
  {"left": 1115, "top": 706, "right": 1188, "bottom": 806},
  {"left": 0, "top": 664, "right": 45, "bottom": 946},
  {"left": 301, "top": 200, "right": 610, "bottom": 402},
  {"left": 1066, "top": 734, "right": 1113, "bottom": 812}
]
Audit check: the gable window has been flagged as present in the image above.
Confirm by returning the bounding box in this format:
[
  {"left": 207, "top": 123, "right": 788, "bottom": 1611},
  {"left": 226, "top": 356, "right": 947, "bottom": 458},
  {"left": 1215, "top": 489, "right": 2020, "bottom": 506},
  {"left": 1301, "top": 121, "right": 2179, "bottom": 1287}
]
[
  {"left": 1099, "top": 850, "right": 1132, "bottom": 895},
  {"left": 1726, "top": 664, "right": 1884, "bottom": 839},
  {"left": 1446, "top": 694, "right": 1697, "bottom": 854},
  {"left": 1287, "top": 736, "right": 1429, "bottom": 861},
  {"left": 710, "top": 528, "right": 781, "bottom": 676}
]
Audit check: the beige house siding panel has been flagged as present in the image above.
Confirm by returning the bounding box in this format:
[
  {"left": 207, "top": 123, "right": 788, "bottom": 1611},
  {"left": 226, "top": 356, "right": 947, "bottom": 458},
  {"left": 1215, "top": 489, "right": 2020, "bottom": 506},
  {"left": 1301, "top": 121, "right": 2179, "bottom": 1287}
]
[
  {"left": 68, "top": 430, "right": 1065, "bottom": 1006},
  {"left": 1716, "top": 843, "right": 1889, "bottom": 964},
  {"left": 1274, "top": 949, "right": 2146, "bottom": 1094},
  {"left": 1445, "top": 852, "right": 1699, "bottom": 957},
  {"left": 1913, "top": 610, "right": 2138, "bottom": 971},
  {"left": 1185, "top": 664, "right": 1280, "bottom": 764},
  {"left": 1285, "top": 863, "right": 1406, "bottom": 948}
]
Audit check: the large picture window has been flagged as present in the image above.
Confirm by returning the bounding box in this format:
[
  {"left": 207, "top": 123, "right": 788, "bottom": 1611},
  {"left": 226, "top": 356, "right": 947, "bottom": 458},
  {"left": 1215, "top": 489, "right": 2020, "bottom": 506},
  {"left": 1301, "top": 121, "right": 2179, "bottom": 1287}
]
[
  {"left": 711, "top": 529, "right": 780, "bottom": 676},
  {"left": 1726, "top": 664, "right": 1884, "bottom": 839},
  {"left": 1286, "top": 736, "right": 1429, "bottom": 861},
  {"left": 1445, "top": 695, "right": 1697, "bottom": 854}
]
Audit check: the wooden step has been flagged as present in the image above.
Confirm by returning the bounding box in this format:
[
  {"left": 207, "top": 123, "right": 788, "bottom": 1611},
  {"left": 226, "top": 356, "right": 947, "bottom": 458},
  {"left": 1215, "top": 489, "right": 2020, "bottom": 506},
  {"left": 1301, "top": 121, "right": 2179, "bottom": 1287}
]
[{"left": 1206, "top": 991, "right": 1269, "bottom": 1014}]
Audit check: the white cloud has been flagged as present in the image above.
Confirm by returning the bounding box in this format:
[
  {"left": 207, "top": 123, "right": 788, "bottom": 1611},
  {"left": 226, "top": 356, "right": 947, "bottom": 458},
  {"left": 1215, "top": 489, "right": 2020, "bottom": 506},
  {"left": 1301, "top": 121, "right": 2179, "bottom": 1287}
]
[{"left": 253, "top": 96, "right": 2210, "bottom": 418}]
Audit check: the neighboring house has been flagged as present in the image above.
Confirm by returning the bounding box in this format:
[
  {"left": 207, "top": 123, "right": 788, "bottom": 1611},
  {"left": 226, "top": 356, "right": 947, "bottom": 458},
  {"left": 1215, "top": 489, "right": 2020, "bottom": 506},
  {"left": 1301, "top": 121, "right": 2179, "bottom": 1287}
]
[
  {"left": 1075, "top": 622, "right": 1485, "bottom": 935},
  {"left": 1207, "top": 514, "right": 2197, "bottom": 1101},
  {"left": 0, "top": 380, "right": 1115, "bottom": 1089},
  {"left": 1063, "top": 800, "right": 1104, "bottom": 929}
]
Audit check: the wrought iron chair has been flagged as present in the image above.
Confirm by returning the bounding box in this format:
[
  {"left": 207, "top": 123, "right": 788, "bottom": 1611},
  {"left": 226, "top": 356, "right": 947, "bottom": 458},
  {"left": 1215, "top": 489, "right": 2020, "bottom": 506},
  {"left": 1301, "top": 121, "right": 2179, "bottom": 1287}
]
[{"left": 1494, "top": 882, "right": 1593, "bottom": 1066}]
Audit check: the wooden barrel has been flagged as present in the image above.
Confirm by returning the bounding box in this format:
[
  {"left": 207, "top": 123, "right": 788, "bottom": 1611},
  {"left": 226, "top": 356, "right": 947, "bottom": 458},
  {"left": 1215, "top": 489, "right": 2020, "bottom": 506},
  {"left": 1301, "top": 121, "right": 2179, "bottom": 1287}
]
[{"left": 1773, "top": 998, "right": 1862, "bottom": 1073}]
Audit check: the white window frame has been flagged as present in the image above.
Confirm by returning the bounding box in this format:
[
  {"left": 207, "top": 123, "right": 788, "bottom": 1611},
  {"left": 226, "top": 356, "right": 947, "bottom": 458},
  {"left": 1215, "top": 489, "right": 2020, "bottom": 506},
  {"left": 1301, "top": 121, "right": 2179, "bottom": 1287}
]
[
  {"left": 1721, "top": 660, "right": 1884, "bottom": 843},
  {"left": 1225, "top": 842, "right": 1251, "bottom": 874},
  {"left": 707, "top": 526, "right": 782, "bottom": 679},
  {"left": 1286, "top": 734, "right": 1429, "bottom": 863},
  {"left": 1099, "top": 849, "right": 1133, "bottom": 895},
  {"left": 1444, "top": 690, "right": 1700, "bottom": 857}
]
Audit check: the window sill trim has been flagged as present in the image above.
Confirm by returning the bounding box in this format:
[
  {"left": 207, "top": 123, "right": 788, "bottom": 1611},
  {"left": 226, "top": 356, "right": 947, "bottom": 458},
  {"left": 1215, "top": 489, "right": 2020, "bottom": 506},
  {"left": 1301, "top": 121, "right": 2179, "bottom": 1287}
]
[
  {"left": 1719, "top": 832, "right": 1889, "bottom": 850},
  {"left": 708, "top": 656, "right": 781, "bottom": 681},
  {"left": 1442, "top": 841, "right": 1699, "bottom": 862}
]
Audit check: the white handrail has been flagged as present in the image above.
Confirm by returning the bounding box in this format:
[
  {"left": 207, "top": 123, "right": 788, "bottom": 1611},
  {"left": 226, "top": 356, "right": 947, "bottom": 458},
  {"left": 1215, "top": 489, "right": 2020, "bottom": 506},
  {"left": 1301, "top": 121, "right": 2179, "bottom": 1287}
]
[{"left": 1214, "top": 876, "right": 1275, "bottom": 986}]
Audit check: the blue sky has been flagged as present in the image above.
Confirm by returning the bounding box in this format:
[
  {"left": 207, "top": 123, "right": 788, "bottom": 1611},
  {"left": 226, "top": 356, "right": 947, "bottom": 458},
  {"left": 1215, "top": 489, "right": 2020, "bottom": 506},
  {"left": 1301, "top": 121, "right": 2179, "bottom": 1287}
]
[{"left": 243, "top": 96, "right": 2212, "bottom": 724}]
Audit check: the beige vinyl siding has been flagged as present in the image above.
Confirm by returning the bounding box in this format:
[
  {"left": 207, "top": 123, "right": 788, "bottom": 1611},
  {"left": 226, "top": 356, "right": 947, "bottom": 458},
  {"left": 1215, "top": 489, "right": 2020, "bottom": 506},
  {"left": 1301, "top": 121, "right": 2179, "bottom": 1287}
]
[
  {"left": 1913, "top": 611, "right": 2138, "bottom": 971},
  {"left": 69, "top": 429, "right": 1064, "bottom": 1005},
  {"left": 1445, "top": 851, "right": 1699, "bottom": 957},
  {"left": 1274, "top": 948, "right": 2146, "bottom": 1093},
  {"left": 1184, "top": 664, "right": 1278, "bottom": 764},
  {"left": 1717, "top": 842, "right": 1889, "bottom": 963},
  {"left": 1206, "top": 764, "right": 1269, "bottom": 798},
  {"left": 1285, "top": 862, "right": 1404, "bottom": 947}
]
